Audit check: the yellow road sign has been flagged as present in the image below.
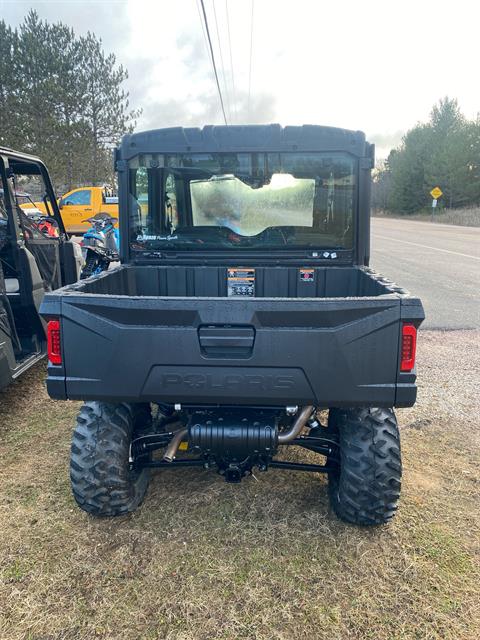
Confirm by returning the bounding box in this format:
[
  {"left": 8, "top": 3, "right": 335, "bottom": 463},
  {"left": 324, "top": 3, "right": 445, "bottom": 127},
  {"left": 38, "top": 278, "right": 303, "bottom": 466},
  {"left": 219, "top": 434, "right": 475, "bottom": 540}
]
[{"left": 430, "top": 186, "right": 443, "bottom": 199}]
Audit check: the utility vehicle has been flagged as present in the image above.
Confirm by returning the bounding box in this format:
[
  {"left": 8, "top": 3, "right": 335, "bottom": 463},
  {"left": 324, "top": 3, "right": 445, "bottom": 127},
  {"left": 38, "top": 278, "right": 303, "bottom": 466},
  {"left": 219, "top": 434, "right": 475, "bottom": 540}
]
[
  {"left": 0, "top": 148, "right": 82, "bottom": 391},
  {"left": 40, "top": 125, "right": 424, "bottom": 525}
]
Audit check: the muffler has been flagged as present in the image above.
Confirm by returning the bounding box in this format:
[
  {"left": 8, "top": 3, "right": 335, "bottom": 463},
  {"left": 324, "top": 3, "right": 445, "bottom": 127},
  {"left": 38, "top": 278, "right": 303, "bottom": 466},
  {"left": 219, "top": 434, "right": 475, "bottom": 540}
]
[{"left": 162, "top": 406, "right": 314, "bottom": 463}]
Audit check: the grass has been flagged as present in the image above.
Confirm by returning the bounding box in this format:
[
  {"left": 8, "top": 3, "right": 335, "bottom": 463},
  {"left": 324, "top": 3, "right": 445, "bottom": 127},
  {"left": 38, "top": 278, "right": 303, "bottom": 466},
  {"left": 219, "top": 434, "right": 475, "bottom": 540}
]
[
  {"left": 373, "top": 207, "right": 480, "bottom": 227},
  {"left": 0, "top": 331, "right": 479, "bottom": 639}
]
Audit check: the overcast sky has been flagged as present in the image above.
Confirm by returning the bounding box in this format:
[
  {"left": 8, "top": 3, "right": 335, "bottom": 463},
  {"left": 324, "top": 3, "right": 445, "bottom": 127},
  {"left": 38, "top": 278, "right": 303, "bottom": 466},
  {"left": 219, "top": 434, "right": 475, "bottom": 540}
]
[{"left": 1, "top": 0, "right": 479, "bottom": 157}]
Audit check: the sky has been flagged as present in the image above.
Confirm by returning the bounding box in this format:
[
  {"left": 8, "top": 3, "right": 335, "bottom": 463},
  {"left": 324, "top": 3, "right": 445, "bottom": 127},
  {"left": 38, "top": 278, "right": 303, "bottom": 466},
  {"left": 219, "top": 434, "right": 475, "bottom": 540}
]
[{"left": 1, "top": 0, "right": 479, "bottom": 158}]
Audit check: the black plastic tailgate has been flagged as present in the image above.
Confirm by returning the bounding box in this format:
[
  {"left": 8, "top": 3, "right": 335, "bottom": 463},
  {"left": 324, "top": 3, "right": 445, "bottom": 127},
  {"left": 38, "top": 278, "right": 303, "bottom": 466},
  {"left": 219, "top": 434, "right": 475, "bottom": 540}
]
[{"left": 43, "top": 294, "right": 406, "bottom": 407}]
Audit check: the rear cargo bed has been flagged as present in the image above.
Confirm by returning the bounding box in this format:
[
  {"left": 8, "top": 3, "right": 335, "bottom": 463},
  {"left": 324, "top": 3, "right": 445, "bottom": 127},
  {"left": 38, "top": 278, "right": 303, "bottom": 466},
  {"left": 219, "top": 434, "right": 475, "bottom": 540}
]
[
  {"left": 41, "top": 265, "right": 423, "bottom": 408},
  {"left": 70, "top": 264, "right": 407, "bottom": 299}
]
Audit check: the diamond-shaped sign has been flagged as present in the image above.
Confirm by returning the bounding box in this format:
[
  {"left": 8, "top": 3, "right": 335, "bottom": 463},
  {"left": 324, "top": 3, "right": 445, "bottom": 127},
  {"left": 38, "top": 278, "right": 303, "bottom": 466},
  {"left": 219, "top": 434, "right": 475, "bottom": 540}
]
[{"left": 430, "top": 186, "right": 443, "bottom": 199}]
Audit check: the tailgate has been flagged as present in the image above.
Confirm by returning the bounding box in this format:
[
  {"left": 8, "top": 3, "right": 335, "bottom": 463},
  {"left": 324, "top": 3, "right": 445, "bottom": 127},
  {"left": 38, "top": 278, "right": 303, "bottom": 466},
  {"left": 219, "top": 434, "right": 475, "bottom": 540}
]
[{"left": 43, "top": 294, "right": 408, "bottom": 407}]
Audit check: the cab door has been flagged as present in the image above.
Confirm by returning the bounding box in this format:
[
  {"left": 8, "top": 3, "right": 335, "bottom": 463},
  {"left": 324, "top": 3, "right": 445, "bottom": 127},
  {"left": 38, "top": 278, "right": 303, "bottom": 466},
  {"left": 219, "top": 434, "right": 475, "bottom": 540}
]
[
  {"left": 59, "top": 188, "right": 93, "bottom": 233},
  {"left": 0, "top": 159, "right": 21, "bottom": 384},
  {"left": 5, "top": 156, "right": 63, "bottom": 294}
]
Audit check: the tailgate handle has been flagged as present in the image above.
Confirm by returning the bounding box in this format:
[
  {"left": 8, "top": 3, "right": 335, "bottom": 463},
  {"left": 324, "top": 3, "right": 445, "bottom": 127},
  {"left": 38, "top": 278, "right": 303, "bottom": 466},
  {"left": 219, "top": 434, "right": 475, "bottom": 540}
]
[{"left": 198, "top": 325, "right": 255, "bottom": 355}]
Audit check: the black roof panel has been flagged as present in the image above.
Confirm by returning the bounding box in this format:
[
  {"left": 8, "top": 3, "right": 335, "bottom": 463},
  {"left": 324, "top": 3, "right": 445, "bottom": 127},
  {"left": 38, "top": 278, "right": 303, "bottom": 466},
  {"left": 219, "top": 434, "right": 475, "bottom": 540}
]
[
  {"left": 119, "top": 124, "right": 368, "bottom": 159},
  {"left": 0, "top": 147, "right": 43, "bottom": 164}
]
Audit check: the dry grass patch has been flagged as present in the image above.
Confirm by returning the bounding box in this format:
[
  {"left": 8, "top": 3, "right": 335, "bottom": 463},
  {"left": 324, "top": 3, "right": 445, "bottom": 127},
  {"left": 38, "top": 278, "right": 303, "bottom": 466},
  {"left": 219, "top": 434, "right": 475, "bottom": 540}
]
[
  {"left": 373, "top": 207, "right": 480, "bottom": 227},
  {"left": 0, "top": 331, "right": 479, "bottom": 639}
]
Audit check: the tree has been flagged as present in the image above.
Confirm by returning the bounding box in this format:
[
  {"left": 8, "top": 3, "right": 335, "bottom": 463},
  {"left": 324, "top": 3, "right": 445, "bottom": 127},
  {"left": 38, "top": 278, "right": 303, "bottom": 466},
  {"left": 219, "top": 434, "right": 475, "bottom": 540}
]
[
  {"left": 13, "top": 11, "right": 87, "bottom": 189},
  {"left": 0, "top": 10, "right": 140, "bottom": 191},
  {"left": 375, "top": 97, "right": 480, "bottom": 213},
  {"left": 424, "top": 98, "right": 467, "bottom": 208},
  {"left": 0, "top": 22, "right": 20, "bottom": 147},
  {"left": 78, "top": 32, "right": 140, "bottom": 185},
  {"left": 372, "top": 158, "right": 392, "bottom": 210},
  {"left": 387, "top": 125, "right": 433, "bottom": 212}
]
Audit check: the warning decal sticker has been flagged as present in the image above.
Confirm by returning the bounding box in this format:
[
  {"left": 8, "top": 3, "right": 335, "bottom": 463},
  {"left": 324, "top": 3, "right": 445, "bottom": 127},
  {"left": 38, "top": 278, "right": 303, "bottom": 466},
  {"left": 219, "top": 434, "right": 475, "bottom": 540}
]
[
  {"left": 299, "top": 268, "right": 315, "bottom": 283},
  {"left": 227, "top": 268, "right": 255, "bottom": 297}
]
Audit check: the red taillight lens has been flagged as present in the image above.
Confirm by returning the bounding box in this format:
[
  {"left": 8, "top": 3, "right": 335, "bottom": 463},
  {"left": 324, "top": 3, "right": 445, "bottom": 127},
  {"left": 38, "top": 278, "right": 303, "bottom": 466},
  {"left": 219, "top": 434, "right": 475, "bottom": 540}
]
[
  {"left": 400, "top": 324, "right": 417, "bottom": 372},
  {"left": 47, "top": 319, "right": 62, "bottom": 365}
]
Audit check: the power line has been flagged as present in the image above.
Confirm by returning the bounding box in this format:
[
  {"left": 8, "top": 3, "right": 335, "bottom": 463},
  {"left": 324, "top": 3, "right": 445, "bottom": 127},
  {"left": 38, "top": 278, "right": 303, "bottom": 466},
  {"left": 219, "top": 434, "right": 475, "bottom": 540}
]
[
  {"left": 212, "top": 0, "right": 232, "bottom": 122},
  {"left": 199, "top": 0, "right": 229, "bottom": 126},
  {"left": 247, "top": 0, "right": 254, "bottom": 119},
  {"left": 196, "top": 0, "right": 211, "bottom": 65},
  {"left": 225, "top": 0, "right": 237, "bottom": 122}
]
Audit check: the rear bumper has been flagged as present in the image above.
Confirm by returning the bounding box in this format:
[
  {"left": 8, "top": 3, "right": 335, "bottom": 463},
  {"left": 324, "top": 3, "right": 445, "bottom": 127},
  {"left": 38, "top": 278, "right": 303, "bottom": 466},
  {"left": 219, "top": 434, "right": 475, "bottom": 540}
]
[{"left": 42, "top": 294, "right": 424, "bottom": 408}]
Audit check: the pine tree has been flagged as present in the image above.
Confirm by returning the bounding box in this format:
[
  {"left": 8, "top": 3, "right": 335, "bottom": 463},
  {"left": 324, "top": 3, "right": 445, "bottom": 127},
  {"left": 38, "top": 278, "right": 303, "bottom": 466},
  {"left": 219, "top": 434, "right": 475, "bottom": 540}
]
[
  {"left": 387, "top": 125, "right": 433, "bottom": 212},
  {"left": 377, "top": 97, "right": 480, "bottom": 213},
  {"left": 78, "top": 32, "right": 140, "bottom": 185},
  {"left": 0, "top": 10, "right": 140, "bottom": 191},
  {"left": 0, "top": 21, "right": 20, "bottom": 147}
]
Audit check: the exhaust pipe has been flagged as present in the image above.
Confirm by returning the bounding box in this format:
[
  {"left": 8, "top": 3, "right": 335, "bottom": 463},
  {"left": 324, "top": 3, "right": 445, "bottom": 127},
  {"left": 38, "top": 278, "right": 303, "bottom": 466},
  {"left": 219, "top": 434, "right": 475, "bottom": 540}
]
[
  {"left": 163, "top": 428, "right": 188, "bottom": 462},
  {"left": 163, "top": 405, "right": 314, "bottom": 462},
  {"left": 277, "top": 405, "right": 314, "bottom": 444}
]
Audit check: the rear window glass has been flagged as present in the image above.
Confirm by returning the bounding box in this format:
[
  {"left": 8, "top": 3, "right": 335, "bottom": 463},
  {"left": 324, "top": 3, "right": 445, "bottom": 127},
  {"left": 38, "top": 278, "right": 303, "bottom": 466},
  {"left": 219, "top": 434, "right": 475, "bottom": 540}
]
[{"left": 128, "top": 152, "right": 356, "bottom": 252}]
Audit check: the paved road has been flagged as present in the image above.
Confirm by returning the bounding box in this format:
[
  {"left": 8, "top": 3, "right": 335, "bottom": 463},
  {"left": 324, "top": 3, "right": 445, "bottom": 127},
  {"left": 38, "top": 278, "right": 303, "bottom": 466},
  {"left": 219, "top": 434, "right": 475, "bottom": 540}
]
[{"left": 370, "top": 218, "right": 480, "bottom": 329}]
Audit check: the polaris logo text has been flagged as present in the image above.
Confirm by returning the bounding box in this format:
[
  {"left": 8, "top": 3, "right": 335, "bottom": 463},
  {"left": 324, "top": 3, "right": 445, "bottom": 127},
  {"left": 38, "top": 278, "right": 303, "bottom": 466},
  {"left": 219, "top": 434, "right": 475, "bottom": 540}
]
[{"left": 160, "top": 373, "right": 295, "bottom": 390}]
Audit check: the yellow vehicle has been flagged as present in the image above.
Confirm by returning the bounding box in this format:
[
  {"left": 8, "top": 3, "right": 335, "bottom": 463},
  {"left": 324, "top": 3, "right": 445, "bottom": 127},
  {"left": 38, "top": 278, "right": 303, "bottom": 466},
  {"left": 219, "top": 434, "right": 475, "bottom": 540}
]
[
  {"left": 57, "top": 187, "right": 119, "bottom": 234},
  {"left": 20, "top": 186, "right": 119, "bottom": 234}
]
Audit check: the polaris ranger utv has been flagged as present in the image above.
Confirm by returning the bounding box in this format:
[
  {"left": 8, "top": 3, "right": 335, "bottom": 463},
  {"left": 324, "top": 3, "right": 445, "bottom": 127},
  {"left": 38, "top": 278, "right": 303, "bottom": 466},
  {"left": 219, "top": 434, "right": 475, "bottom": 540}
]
[
  {"left": 0, "top": 148, "right": 82, "bottom": 391},
  {"left": 40, "top": 125, "right": 424, "bottom": 525}
]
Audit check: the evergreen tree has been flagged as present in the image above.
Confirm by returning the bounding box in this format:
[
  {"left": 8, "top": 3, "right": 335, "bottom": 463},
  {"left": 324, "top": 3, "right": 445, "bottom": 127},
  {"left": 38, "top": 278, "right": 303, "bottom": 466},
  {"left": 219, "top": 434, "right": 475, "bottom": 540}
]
[
  {"left": 377, "top": 97, "right": 480, "bottom": 213},
  {"left": 0, "top": 22, "right": 20, "bottom": 147},
  {"left": 0, "top": 10, "right": 140, "bottom": 191},
  {"left": 78, "top": 32, "right": 140, "bottom": 185},
  {"left": 387, "top": 125, "right": 432, "bottom": 212}
]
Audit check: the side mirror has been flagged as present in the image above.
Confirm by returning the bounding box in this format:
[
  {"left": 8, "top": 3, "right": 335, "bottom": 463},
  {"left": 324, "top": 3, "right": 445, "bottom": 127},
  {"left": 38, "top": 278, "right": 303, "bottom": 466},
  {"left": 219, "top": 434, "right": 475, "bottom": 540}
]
[{"left": 58, "top": 198, "right": 64, "bottom": 208}]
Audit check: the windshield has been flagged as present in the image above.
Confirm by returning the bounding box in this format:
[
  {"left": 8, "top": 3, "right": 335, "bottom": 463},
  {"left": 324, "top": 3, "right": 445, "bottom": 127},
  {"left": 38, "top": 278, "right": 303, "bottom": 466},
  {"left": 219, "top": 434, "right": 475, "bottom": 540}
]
[{"left": 128, "top": 152, "right": 356, "bottom": 252}]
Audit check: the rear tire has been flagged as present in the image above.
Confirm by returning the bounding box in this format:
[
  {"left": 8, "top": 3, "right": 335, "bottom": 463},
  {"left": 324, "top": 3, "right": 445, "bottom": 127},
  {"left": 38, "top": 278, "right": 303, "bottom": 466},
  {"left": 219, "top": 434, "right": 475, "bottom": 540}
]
[
  {"left": 70, "top": 402, "right": 151, "bottom": 516},
  {"left": 327, "top": 407, "right": 402, "bottom": 526}
]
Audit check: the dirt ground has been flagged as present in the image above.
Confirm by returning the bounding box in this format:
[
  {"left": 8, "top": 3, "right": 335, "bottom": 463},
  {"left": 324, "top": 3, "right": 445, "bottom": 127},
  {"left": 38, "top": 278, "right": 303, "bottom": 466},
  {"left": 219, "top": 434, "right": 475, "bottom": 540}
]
[{"left": 0, "top": 330, "right": 479, "bottom": 640}]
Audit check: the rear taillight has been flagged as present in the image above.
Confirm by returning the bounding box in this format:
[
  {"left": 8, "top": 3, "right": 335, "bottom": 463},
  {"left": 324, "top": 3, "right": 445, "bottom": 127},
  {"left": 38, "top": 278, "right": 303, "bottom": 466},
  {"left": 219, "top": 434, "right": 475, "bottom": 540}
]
[
  {"left": 47, "top": 319, "right": 62, "bottom": 365},
  {"left": 400, "top": 324, "right": 417, "bottom": 372}
]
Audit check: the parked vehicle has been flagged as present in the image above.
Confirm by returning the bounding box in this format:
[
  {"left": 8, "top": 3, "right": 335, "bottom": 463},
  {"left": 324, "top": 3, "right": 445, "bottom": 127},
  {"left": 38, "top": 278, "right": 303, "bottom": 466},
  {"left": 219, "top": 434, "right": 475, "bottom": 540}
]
[
  {"left": 21, "top": 186, "right": 119, "bottom": 234},
  {"left": 40, "top": 125, "right": 424, "bottom": 525},
  {"left": 0, "top": 148, "right": 82, "bottom": 391},
  {"left": 80, "top": 213, "right": 119, "bottom": 278},
  {"left": 58, "top": 187, "right": 118, "bottom": 234}
]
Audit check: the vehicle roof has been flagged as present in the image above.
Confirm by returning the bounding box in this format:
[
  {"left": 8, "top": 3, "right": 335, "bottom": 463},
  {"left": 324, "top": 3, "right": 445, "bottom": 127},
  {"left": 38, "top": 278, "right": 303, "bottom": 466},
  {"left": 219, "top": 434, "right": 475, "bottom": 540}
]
[
  {"left": 0, "top": 146, "right": 44, "bottom": 165},
  {"left": 0, "top": 188, "right": 29, "bottom": 195},
  {"left": 119, "top": 124, "right": 369, "bottom": 160}
]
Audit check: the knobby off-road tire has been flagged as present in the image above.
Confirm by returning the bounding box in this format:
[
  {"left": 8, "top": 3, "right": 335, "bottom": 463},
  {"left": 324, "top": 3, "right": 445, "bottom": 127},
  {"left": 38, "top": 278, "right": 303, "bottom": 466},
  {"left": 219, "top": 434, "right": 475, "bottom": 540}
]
[
  {"left": 70, "top": 402, "right": 152, "bottom": 516},
  {"left": 327, "top": 407, "right": 402, "bottom": 526}
]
